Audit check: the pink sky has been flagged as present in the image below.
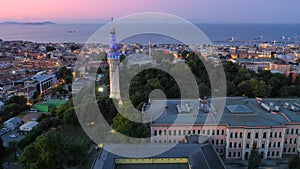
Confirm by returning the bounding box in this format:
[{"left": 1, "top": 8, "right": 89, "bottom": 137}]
[
  {"left": 0, "top": 0, "right": 191, "bottom": 22},
  {"left": 1, "top": 0, "right": 300, "bottom": 23}
]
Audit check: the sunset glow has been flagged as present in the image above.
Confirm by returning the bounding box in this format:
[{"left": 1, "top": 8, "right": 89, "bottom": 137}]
[{"left": 1, "top": 0, "right": 300, "bottom": 23}]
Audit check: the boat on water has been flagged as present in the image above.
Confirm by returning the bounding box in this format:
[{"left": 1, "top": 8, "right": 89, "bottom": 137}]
[
  {"left": 66, "top": 30, "right": 76, "bottom": 33},
  {"left": 229, "top": 37, "right": 235, "bottom": 42}
]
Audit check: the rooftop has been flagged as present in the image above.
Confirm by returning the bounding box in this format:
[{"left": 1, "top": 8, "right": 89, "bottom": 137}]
[
  {"left": 91, "top": 143, "right": 225, "bottom": 169},
  {"left": 19, "top": 121, "right": 39, "bottom": 129},
  {"left": 144, "top": 97, "right": 300, "bottom": 127},
  {"left": 226, "top": 105, "right": 254, "bottom": 114},
  {"left": 4, "top": 117, "right": 21, "bottom": 123},
  {"left": 32, "top": 74, "right": 55, "bottom": 82}
]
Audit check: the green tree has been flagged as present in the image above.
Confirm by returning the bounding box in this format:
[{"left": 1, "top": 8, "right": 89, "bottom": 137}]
[
  {"left": 280, "top": 85, "right": 300, "bottom": 97},
  {"left": 120, "top": 54, "right": 126, "bottom": 62},
  {"left": 0, "top": 137, "right": 6, "bottom": 158},
  {"left": 18, "top": 127, "right": 43, "bottom": 150},
  {"left": 8, "top": 140, "right": 18, "bottom": 153},
  {"left": 18, "top": 130, "right": 64, "bottom": 169},
  {"left": 64, "top": 75, "right": 73, "bottom": 84},
  {"left": 7, "top": 95, "right": 28, "bottom": 108},
  {"left": 63, "top": 107, "right": 78, "bottom": 126},
  {"left": 46, "top": 46, "right": 56, "bottom": 52},
  {"left": 66, "top": 141, "right": 87, "bottom": 166},
  {"left": 248, "top": 142, "right": 261, "bottom": 169},
  {"left": 57, "top": 66, "right": 73, "bottom": 81},
  {"left": 97, "top": 67, "right": 103, "bottom": 74},
  {"left": 18, "top": 144, "right": 39, "bottom": 169},
  {"left": 1, "top": 96, "right": 29, "bottom": 120},
  {"left": 112, "top": 101, "right": 148, "bottom": 138},
  {"left": 237, "top": 79, "right": 271, "bottom": 98},
  {"left": 69, "top": 45, "right": 79, "bottom": 51},
  {"left": 97, "top": 96, "right": 118, "bottom": 124}
]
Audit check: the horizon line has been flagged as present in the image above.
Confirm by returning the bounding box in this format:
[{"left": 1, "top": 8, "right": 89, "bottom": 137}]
[{"left": 1, "top": 20, "right": 300, "bottom": 25}]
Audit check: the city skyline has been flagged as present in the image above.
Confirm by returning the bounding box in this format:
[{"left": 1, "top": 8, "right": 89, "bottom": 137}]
[{"left": 1, "top": 0, "right": 300, "bottom": 23}]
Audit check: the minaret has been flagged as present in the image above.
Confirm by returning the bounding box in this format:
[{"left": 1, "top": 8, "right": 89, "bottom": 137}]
[
  {"left": 149, "top": 36, "right": 151, "bottom": 57},
  {"left": 107, "top": 18, "right": 121, "bottom": 99}
]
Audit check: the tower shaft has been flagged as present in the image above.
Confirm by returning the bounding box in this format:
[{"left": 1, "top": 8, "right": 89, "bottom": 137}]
[{"left": 107, "top": 24, "right": 121, "bottom": 99}]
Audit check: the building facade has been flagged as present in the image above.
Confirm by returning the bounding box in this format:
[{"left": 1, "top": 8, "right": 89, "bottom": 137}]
[
  {"left": 143, "top": 97, "right": 300, "bottom": 160},
  {"left": 270, "top": 63, "right": 291, "bottom": 73}
]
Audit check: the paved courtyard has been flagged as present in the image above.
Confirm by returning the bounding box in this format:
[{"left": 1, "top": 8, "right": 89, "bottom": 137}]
[{"left": 1, "top": 129, "right": 25, "bottom": 147}]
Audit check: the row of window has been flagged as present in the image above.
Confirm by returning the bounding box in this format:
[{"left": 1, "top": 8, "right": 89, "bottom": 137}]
[
  {"left": 284, "top": 138, "right": 297, "bottom": 145},
  {"left": 229, "top": 142, "right": 242, "bottom": 148},
  {"left": 215, "top": 148, "right": 224, "bottom": 154},
  {"left": 228, "top": 151, "right": 241, "bottom": 158},
  {"left": 153, "top": 129, "right": 225, "bottom": 136},
  {"left": 154, "top": 140, "right": 179, "bottom": 143},
  {"left": 228, "top": 151, "right": 280, "bottom": 159},
  {"left": 211, "top": 139, "right": 224, "bottom": 145},
  {"left": 268, "top": 151, "right": 280, "bottom": 157},
  {"left": 283, "top": 147, "right": 296, "bottom": 153},
  {"left": 154, "top": 129, "right": 299, "bottom": 137},
  {"left": 268, "top": 142, "right": 281, "bottom": 148},
  {"left": 154, "top": 129, "right": 299, "bottom": 138},
  {"left": 229, "top": 132, "right": 243, "bottom": 139},
  {"left": 245, "top": 131, "right": 282, "bottom": 139},
  {"left": 286, "top": 128, "right": 299, "bottom": 135},
  {"left": 227, "top": 148, "right": 296, "bottom": 158}
]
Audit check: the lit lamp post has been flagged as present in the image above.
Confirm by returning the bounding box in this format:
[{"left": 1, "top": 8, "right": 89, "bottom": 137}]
[
  {"left": 98, "top": 86, "right": 109, "bottom": 97},
  {"left": 98, "top": 87, "right": 104, "bottom": 93}
]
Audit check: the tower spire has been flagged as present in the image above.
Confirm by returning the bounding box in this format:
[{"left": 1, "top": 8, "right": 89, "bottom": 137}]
[
  {"left": 107, "top": 17, "right": 121, "bottom": 99},
  {"left": 149, "top": 35, "right": 151, "bottom": 57}
]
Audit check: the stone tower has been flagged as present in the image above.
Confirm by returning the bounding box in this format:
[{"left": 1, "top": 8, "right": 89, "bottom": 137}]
[{"left": 107, "top": 24, "right": 121, "bottom": 99}]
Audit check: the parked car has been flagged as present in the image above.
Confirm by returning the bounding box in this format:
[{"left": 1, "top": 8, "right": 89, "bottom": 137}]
[
  {"left": 2, "top": 128, "right": 9, "bottom": 132},
  {"left": 9, "top": 134, "right": 17, "bottom": 138},
  {"left": 0, "top": 128, "right": 9, "bottom": 136}
]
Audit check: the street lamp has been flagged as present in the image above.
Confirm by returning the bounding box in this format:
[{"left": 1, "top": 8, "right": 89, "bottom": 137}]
[{"left": 98, "top": 87, "right": 104, "bottom": 93}]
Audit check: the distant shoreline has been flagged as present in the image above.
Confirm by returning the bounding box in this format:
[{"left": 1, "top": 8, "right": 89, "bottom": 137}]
[
  {"left": 0, "top": 21, "right": 56, "bottom": 25},
  {"left": 0, "top": 23, "right": 299, "bottom": 45}
]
